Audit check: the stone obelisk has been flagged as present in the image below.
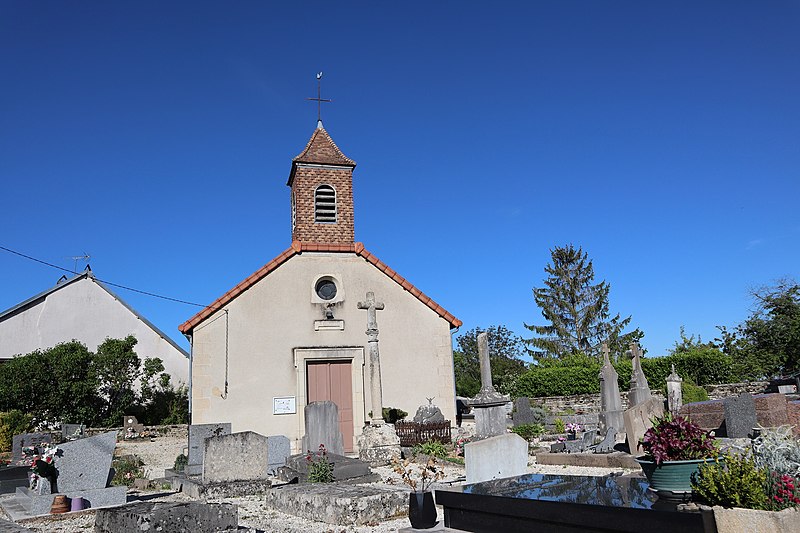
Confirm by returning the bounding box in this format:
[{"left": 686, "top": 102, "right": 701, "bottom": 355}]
[
  {"left": 666, "top": 364, "right": 683, "bottom": 414},
  {"left": 470, "top": 332, "right": 510, "bottom": 440}
]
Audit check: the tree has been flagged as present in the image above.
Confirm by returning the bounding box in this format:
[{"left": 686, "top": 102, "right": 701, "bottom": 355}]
[
  {"left": 453, "top": 325, "right": 526, "bottom": 397},
  {"left": 718, "top": 279, "right": 800, "bottom": 379},
  {"left": 524, "top": 244, "right": 642, "bottom": 363},
  {"left": 95, "top": 335, "right": 141, "bottom": 427}
]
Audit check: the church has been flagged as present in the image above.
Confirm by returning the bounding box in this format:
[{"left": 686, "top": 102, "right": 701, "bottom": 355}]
[{"left": 179, "top": 120, "right": 461, "bottom": 453}]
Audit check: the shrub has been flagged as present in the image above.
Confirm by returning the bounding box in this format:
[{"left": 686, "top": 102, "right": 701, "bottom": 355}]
[
  {"left": 692, "top": 452, "right": 769, "bottom": 509},
  {"left": 681, "top": 382, "right": 709, "bottom": 404},
  {"left": 413, "top": 440, "right": 448, "bottom": 459},
  {"left": 306, "top": 444, "right": 334, "bottom": 483},
  {"left": 173, "top": 453, "right": 187, "bottom": 473},
  {"left": 382, "top": 407, "right": 408, "bottom": 424},
  {"left": 0, "top": 410, "right": 33, "bottom": 453},
  {"left": 511, "top": 423, "right": 544, "bottom": 441},
  {"left": 752, "top": 426, "right": 800, "bottom": 478},
  {"left": 554, "top": 418, "right": 565, "bottom": 434},
  {"left": 112, "top": 455, "right": 145, "bottom": 486},
  {"left": 512, "top": 366, "right": 600, "bottom": 398}
]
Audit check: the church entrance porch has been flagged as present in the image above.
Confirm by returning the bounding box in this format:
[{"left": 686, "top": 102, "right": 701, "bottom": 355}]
[
  {"left": 294, "top": 347, "right": 366, "bottom": 455},
  {"left": 307, "top": 360, "right": 354, "bottom": 452}
]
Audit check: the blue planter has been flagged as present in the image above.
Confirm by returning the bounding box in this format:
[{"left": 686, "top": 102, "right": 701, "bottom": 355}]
[{"left": 636, "top": 457, "right": 719, "bottom": 493}]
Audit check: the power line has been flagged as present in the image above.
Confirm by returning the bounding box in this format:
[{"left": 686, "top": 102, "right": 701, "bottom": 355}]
[{"left": 0, "top": 244, "right": 212, "bottom": 309}]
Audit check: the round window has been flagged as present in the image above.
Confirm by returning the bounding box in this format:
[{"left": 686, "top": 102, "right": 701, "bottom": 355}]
[{"left": 315, "top": 279, "right": 337, "bottom": 300}]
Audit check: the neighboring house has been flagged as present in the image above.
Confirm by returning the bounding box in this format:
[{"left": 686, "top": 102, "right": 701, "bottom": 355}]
[
  {"left": 0, "top": 267, "right": 189, "bottom": 384},
  {"left": 179, "top": 121, "right": 461, "bottom": 453}
]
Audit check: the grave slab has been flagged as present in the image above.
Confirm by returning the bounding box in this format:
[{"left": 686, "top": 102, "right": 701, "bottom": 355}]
[
  {"left": 465, "top": 434, "right": 528, "bottom": 484},
  {"left": 279, "top": 452, "right": 375, "bottom": 483},
  {"left": 94, "top": 501, "right": 238, "bottom": 533},
  {"left": 263, "top": 482, "right": 407, "bottom": 526},
  {"left": 0, "top": 518, "right": 33, "bottom": 533},
  {"left": 203, "top": 431, "right": 269, "bottom": 483},
  {"left": 723, "top": 393, "right": 758, "bottom": 438},
  {"left": 186, "top": 423, "right": 231, "bottom": 476},
  {"left": 267, "top": 435, "right": 291, "bottom": 475},
  {"left": 55, "top": 430, "right": 117, "bottom": 493}
]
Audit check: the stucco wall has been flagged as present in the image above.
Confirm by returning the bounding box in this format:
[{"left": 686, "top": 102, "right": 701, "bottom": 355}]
[
  {"left": 189, "top": 251, "right": 457, "bottom": 453},
  {"left": 0, "top": 277, "right": 188, "bottom": 384}
]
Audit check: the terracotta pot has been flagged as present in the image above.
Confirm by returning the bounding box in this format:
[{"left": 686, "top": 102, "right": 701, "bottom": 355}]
[
  {"left": 408, "top": 491, "right": 437, "bottom": 529},
  {"left": 50, "top": 495, "right": 69, "bottom": 514}
]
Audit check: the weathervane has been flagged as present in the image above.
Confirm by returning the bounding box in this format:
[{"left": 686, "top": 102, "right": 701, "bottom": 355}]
[{"left": 306, "top": 72, "right": 331, "bottom": 122}]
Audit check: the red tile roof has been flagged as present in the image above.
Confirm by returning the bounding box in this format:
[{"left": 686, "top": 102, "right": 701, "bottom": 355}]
[
  {"left": 293, "top": 123, "right": 356, "bottom": 166},
  {"left": 178, "top": 241, "right": 461, "bottom": 334}
]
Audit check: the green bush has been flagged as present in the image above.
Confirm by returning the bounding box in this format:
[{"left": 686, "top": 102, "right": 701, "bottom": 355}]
[
  {"left": 382, "top": 407, "right": 408, "bottom": 424},
  {"left": 554, "top": 418, "right": 566, "bottom": 433},
  {"left": 173, "top": 453, "right": 187, "bottom": 473},
  {"left": 413, "top": 440, "right": 448, "bottom": 459},
  {"left": 511, "top": 423, "right": 545, "bottom": 441},
  {"left": 692, "top": 453, "right": 768, "bottom": 510},
  {"left": 0, "top": 410, "right": 33, "bottom": 453},
  {"left": 112, "top": 455, "right": 145, "bottom": 486},
  {"left": 512, "top": 366, "right": 600, "bottom": 397},
  {"left": 682, "top": 382, "right": 709, "bottom": 403}
]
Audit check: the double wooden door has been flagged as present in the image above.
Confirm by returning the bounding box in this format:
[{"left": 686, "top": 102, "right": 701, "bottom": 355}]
[{"left": 307, "top": 360, "right": 354, "bottom": 453}]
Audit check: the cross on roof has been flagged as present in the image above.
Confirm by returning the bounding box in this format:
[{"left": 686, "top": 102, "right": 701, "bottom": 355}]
[{"left": 306, "top": 72, "right": 332, "bottom": 123}]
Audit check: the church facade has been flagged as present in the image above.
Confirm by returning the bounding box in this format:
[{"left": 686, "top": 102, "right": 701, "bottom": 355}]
[{"left": 179, "top": 122, "right": 460, "bottom": 453}]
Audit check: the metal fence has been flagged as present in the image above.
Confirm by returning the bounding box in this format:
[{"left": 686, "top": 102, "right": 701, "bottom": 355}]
[{"left": 394, "top": 420, "right": 452, "bottom": 447}]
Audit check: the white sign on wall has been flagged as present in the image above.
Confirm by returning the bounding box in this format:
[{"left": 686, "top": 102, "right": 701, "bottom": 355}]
[{"left": 273, "top": 396, "right": 297, "bottom": 415}]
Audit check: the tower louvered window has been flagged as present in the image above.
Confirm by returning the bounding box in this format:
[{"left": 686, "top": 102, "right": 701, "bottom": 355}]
[{"left": 314, "top": 185, "right": 337, "bottom": 223}]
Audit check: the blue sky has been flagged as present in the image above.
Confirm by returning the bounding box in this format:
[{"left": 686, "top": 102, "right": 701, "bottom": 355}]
[{"left": 1, "top": 2, "right": 798, "bottom": 360}]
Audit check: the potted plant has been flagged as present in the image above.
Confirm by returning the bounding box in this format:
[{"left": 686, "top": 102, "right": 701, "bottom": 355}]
[
  {"left": 636, "top": 412, "right": 718, "bottom": 494},
  {"left": 565, "top": 422, "right": 582, "bottom": 441},
  {"left": 392, "top": 455, "right": 444, "bottom": 529}
]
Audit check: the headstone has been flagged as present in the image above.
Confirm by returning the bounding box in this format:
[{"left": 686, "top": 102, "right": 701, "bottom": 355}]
[
  {"left": 61, "top": 423, "right": 85, "bottom": 440},
  {"left": 627, "top": 343, "right": 652, "bottom": 407},
  {"left": 549, "top": 442, "right": 565, "bottom": 453},
  {"left": 623, "top": 396, "right": 664, "bottom": 455},
  {"left": 723, "top": 393, "right": 758, "bottom": 439},
  {"left": 186, "top": 423, "right": 231, "bottom": 476},
  {"left": 202, "top": 431, "right": 269, "bottom": 483},
  {"left": 54, "top": 430, "right": 117, "bottom": 493},
  {"left": 358, "top": 291, "right": 386, "bottom": 425},
  {"left": 512, "top": 397, "right": 535, "bottom": 427},
  {"left": 564, "top": 431, "right": 596, "bottom": 453},
  {"left": 267, "top": 435, "right": 291, "bottom": 475},
  {"left": 11, "top": 433, "right": 52, "bottom": 465},
  {"left": 598, "top": 343, "right": 624, "bottom": 437},
  {"left": 595, "top": 427, "right": 617, "bottom": 454},
  {"left": 301, "top": 401, "right": 344, "bottom": 456},
  {"left": 357, "top": 423, "right": 401, "bottom": 466},
  {"left": 413, "top": 398, "right": 445, "bottom": 424},
  {"left": 123, "top": 415, "right": 145, "bottom": 438},
  {"left": 94, "top": 501, "right": 238, "bottom": 533},
  {"left": 465, "top": 433, "right": 528, "bottom": 484},
  {"left": 470, "top": 332, "right": 510, "bottom": 440},
  {"left": 666, "top": 364, "right": 683, "bottom": 414}
]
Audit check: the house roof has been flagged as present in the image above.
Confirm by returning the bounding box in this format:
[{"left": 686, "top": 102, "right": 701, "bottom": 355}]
[
  {"left": 178, "top": 241, "right": 462, "bottom": 334},
  {"left": 0, "top": 268, "right": 189, "bottom": 357},
  {"left": 288, "top": 122, "right": 356, "bottom": 185}
]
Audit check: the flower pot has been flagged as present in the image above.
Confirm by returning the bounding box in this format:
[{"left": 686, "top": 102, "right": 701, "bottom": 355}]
[
  {"left": 70, "top": 496, "right": 85, "bottom": 512},
  {"left": 567, "top": 432, "right": 577, "bottom": 441},
  {"left": 636, "top": 457, "right": 718, "bottom": 493},
  {"left": 409, "top": 491, "right": 437, "bottom": 529},
  {"left": 50, "top": 495, "right": 69, "bottom": 514}
]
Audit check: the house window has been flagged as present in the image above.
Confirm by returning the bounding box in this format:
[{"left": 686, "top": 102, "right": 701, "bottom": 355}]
[{"left": 315, "top": 185, "right": 336, "bottom": 223}]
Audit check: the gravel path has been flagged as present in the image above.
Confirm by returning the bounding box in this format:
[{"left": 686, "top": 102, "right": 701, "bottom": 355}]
[{"left": 1, "top": 433, "right": 639, "bottom": 533}]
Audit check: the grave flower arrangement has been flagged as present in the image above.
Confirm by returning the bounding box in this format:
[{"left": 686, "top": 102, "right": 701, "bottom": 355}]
[
  {"left": 639, "top": 413, "right": 716, "bottom": 465},
  {"left": 22, "top": 443, "right": 60, "bottom": 491},
  {"left": 391, "top": 455, "right": 444, "bottom": 493},
  {"left": 565, "top": 423, "right": 582, "bottom": 434}
]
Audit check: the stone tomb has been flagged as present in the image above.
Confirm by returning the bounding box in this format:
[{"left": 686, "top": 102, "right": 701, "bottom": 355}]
[
  {"left": 680, "top": 393, "right": 800, "bottom": 437},
  {"left": 4, "top": 430, "right": 126, "bottom": 518},
  {"left": 465, "top": 433, "right": 528, "bottom": 484},
  {"left": 95, "top": 501, "right": 238, "bottom": 533},
  {"left": 11, "top": 432, "right": 52, "bottom": 464},
  {"left": 278, "top": 451, "right": 377, "bottom": 484},
  {"left": 185, "top": 423, "right": 231, "bottom": 476},
  {"left": 723, "top": 393, "right": 758, "bottom": 439}
]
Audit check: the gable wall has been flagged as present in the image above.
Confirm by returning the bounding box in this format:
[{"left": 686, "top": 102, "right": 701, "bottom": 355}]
[
  {"left": 0, "top": 278, "right": 188, "bottom": 384},
  {"left": 190, "top": 252, "right": 455, "bottom": 452}
]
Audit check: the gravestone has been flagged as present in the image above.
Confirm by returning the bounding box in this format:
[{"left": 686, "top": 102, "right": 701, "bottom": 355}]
[
  {"left": 623, "top": 397, "right": 664, "bottom": 455},
  {"left": 123, "top": 415, "right": 145, "bottom": 437},
  {"left": 11, "top": 433, "right": 52, "bottom": 465},
  {"left": 595, "top": 427, "right": 617, "bottom": 454},
  {"left": 413, "top": 399, "right": 445, "bottom": 424},
  {"left": 512, "top": 397, "right": 535, "bottom": 427},
  {"left": 666, "top": 365, "right": 683, "bottom": 414},
  {"left": 627, "top": 343, "right": 652, "bottom": 407},
  {"left": 723, "top": 393, "right": 758, "bottom": 439},
  {"left": 186, "top": 423, "right": 231, "bottom": 476},
  {"left": 202, "top": 431, "right": 269, "bottom": 483},
  {"left": 61, "top": 424, "right": 85, "bottom": 441},
  {"left": 357, "top": 423, "right": 400, "bottom": 466},
  {"left": 465, "top": 433, "right": 528, "bottom": 484},
  {"left": 598, "top": 343, "right": 624, "bottom": 437},
  {"left": 95, "top": 501, "right": 238, "bottom": 533},
  {"left": 267, "top": 435, "right": 291, "bottom": 475},
  {"left": 564, "top": 431, "right": 595, "bottom": 453},
  {"left": 470, "top": 333, "right": 510, "bottom": 440},
  {"left": 302, "top": 401, "right": 344, "bottom": 456}
]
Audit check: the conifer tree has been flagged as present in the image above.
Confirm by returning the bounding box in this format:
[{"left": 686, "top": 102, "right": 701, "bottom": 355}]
[{"left": 525, "top": 244, "right": 642, "bottom": 363}]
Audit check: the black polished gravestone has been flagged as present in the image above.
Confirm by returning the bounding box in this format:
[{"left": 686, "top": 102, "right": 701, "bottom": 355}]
[{"left": 435, "top": 473, "right": 714, "bottom": 533}]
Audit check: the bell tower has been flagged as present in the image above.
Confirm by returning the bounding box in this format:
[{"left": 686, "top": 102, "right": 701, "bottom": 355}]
[{"left": 287, "top": 121, "right": 356, "bottom": 245}]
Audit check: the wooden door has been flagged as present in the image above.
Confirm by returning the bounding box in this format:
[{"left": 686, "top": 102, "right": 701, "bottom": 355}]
[{"left": 307, "top": 360, "right": 354, "bottom": 452}]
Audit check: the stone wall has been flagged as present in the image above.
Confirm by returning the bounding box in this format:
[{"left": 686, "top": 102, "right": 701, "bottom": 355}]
[{"left": 705, "top": 382, "right": 770, "bottom": 400}]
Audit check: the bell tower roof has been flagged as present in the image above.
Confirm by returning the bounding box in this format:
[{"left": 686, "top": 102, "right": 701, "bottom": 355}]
[{"left": 288, "top": 122, "right": 355, "bottom": 186}]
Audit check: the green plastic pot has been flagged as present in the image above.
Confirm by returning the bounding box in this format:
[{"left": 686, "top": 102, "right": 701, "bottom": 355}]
[{"left": 636, "top": 457, "right": 719, "bottom": 493}]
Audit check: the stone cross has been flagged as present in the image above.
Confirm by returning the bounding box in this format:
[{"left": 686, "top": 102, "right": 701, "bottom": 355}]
[
  {"left": 358, "top": 291, "right": 385, "bottom": 425},
  {"left": 628, "top": 342, "right": 652, "bottom": 407},
  {"left": 598, "top": 342, "right": 623, "bottom": 437}
]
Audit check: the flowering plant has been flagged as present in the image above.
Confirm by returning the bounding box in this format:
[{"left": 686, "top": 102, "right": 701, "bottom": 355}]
[
  {"left": 305, "top": 444, "right": 334, "bottom": 483},
  {"left": 565, "top": 423, "right": 582, "bottom": 433},
  {"left": 769, "top": 472, "right": 800, "bottom": 510},
  {"left": 640, "top": 412, "right": 716, "bottom": 464},
  {"left": 391, "top": 455, "right": 444, "bottom": 493},
  {"left": 22, "top": 443, "right": 59, "bottom": 490},
  {"left": 454, "top": 436, "right": 471, "bottom": 457}
]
